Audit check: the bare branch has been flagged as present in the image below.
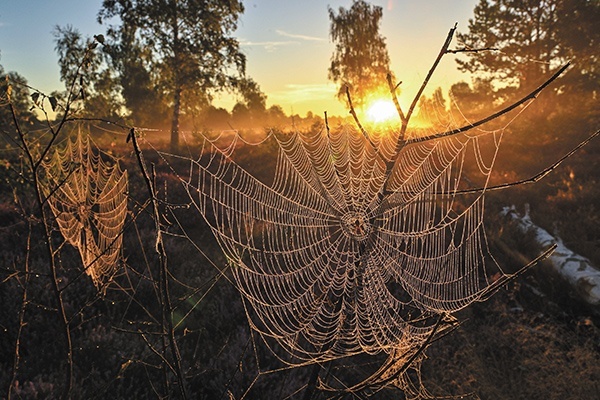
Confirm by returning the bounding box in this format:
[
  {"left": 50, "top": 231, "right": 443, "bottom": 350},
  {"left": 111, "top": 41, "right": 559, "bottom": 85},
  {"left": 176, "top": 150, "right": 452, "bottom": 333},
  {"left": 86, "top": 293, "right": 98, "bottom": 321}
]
[
  {"left": 408, "top": 62, "right": 571, "bottom": 144},
  {"left": 129, "top": 129, "right": 188, "bottom": 399},
  {"left": 345, "top": 86, "right": 376, "bottom": 150},
  {"left": 386, "top": 73, "right": 406, "bottom": 124},
  {"left": 9, "top": 92, "right": 74, "bottom": 400},
  {"left": 405, "top": 23, "right": 457, "bottom": 124},
  {"left": 446, "top": 46, "right": 499, "bottom": 54},
  {"left": 409, "top": 128, "right": 600, "bottom": 197},
  {"left": 382, "top": 23, "right": 458, "bottom": 175},
  {"left": 478, "top": 244, "right": 557, "bottom": 302},
  {"left": 7, "top": 221, "right": 32, "bottom": 400}
]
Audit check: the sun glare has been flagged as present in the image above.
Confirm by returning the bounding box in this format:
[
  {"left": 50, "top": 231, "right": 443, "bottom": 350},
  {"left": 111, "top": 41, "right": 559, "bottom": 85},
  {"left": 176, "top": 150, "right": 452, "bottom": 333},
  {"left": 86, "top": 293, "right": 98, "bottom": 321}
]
[{"left": 366, "top": 99, "right": 397, "bottom": 123}]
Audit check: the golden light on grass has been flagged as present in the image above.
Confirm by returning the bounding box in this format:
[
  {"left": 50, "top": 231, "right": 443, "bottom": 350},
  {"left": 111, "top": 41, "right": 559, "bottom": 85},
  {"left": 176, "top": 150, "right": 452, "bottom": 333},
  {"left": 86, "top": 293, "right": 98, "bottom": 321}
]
[{"left": 366, "top": 99, "right": 397, "bottom": 123}]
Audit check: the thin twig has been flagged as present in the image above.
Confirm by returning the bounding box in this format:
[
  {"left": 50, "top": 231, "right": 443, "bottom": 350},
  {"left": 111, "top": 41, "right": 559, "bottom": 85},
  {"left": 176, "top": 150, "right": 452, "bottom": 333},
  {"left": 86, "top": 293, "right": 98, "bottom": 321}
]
[
  {"left": 7, "top": 221, "right": 32, "bottom": 399},
  {"left": 138, "top": 330, "right": 178, "bottom": 376},
  {"left": 9, "top": 101, "right": 74, "bottom": 400},
  {"left": 477, "top": 243, "right": 557, "bottom": 303},
  {"left": 404, "top": 23, "right": 457, "bottom": 125},
  {"left": 386, "top": 73, "right": 406, "bottom": 124},
  {"left": 401, "top": 128, "right": 600, "bottom": 197},
  {"left": 345, "top": 314, "right": 447, "bottom": 395},
  {"left": 378, "top": 24, "right": 459, "bottom": 196},
  {"left": 446, "top": 46, "right": 499, "bottom": 54},
  {"left": 345, "top": 86, "right": 376, "bottom": 150},
  {"left": 128, "top": 129, "right": 188, "bottom": 399}
]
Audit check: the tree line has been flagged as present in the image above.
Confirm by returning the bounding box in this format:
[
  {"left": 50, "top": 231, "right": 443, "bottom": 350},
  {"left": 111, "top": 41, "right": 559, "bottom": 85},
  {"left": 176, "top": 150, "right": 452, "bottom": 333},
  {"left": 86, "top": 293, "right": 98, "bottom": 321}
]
[{"left": 2, "top": 0, "right": 598, "bottom": 149}]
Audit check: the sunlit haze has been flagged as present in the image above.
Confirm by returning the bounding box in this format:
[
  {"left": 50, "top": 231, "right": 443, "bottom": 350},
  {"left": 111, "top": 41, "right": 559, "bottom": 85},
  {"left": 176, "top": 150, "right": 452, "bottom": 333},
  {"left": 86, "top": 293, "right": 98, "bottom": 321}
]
[
  {"left": 0, "top": 0, "right": 479, "bottom": 117},
  {"left": 366, "top": 99, "right": 397, "bottom": 123}
]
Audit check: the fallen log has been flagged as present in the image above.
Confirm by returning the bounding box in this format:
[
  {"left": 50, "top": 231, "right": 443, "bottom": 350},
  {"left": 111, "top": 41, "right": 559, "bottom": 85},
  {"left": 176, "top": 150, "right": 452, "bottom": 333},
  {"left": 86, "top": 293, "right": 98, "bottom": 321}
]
[{"left": 501, "top": 205, "right": 600, "bottom": 307}]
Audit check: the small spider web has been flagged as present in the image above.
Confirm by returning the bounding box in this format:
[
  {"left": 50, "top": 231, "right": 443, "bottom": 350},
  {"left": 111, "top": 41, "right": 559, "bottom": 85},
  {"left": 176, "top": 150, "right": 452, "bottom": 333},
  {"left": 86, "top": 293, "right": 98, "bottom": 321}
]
[{"left": 42, "top": 129, "right": 128, "bottom": 291}]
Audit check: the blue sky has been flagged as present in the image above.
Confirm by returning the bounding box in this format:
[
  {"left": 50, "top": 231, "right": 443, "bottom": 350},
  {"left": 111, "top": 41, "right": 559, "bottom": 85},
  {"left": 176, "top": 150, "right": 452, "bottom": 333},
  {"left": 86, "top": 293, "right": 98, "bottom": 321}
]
[{"left": 0, "top": 0, "right": 479, "bottom": 116}]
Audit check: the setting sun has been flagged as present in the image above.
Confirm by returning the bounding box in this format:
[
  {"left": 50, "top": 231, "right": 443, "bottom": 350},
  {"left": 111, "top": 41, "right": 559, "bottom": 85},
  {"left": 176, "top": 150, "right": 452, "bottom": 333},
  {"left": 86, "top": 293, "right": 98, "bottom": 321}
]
[{"left": 366, "top": 99, "right": 397, "bottom": 123}]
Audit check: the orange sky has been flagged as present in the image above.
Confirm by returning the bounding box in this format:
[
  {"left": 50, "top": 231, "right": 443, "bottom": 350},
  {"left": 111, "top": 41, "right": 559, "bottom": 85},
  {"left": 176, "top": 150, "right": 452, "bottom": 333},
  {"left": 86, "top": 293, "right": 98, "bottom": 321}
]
[{"left": 0, "top": 0, "right": 480, "bottom": 117}]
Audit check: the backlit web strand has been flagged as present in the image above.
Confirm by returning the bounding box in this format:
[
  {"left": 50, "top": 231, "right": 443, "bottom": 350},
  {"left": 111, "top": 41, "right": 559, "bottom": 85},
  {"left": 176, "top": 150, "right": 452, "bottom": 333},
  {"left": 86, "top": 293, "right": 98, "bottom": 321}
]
[
  {"left": 167, "top": 121, "right": 504, "bottom": 365},
  {"left": 42, "top": 131, "right": 128, "bottom": 290}
]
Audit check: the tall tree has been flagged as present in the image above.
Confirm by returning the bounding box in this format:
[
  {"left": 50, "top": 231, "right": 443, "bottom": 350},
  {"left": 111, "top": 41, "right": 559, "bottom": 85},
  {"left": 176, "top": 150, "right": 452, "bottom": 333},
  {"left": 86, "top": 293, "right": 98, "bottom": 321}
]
[
  {"left": 102, "top": 26, "right": 170, "bottom": 128},
  {"left": 328, "top": 0, "right": 391, "bottom": 107},
  {"left": 457, "top": 0, "right": 599, "bottom": 99},
  {"left": 53, "top": 25, "right": 123, "bottom": 120},
  {"left": 0, "top": 64, "right": 34, "bottom": 131},
  {"left": 449, "top": 78, "right": 495, "bottom": 118},
  {"left": 98, "top": 0, "right": 248, "bottom": 151}
]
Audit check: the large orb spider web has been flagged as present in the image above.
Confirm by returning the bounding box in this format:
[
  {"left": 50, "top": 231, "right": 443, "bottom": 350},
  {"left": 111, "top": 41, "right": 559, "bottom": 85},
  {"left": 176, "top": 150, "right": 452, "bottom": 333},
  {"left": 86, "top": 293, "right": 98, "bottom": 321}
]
[{"left": 138, "top": 24, "right": 598, "bottom": 398}]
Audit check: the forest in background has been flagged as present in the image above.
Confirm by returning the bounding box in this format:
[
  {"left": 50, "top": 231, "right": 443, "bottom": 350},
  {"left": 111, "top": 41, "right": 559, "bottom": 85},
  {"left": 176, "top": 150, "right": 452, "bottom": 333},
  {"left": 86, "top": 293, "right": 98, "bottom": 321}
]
[{"left": 1, "top": 0, "right": 599, "bottom": 398}]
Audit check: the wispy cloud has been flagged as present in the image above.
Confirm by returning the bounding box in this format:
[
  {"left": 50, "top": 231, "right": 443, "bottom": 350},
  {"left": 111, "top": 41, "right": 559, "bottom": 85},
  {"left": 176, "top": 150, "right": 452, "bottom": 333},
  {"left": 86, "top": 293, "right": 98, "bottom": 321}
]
[
  {"left": 239, "top": 39, "right": 298, "bottom": 52},
  {"left": 275, "top": 29, "right": 326, "bottom": 42},
  {"left": 238, "top": 29, "right": 324, "bottom": 52}
]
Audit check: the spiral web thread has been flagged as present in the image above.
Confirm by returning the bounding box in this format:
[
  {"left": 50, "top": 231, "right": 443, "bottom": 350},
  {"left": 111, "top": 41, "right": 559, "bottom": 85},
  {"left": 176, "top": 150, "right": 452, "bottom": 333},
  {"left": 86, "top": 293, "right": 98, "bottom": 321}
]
[
  {"left": 153, "top": 96, "right": 515, "bottom": 390},
  {"left": 42, "top": 130, "right": 128, "bottom": 290}
]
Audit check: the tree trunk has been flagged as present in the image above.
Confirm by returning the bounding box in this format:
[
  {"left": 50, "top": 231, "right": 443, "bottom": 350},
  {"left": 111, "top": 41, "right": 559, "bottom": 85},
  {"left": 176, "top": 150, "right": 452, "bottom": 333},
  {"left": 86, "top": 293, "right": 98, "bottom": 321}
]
[
  {"left": 171, "top": 85, "right": 181, "bottom": 152},
  {"left": 170, "top": 0, "right": 180, "bottom": 153}
]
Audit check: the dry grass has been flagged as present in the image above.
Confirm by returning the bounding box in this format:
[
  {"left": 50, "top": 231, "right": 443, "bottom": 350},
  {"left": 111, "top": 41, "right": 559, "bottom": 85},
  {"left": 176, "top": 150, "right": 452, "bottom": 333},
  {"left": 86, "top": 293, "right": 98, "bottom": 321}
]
[{"left": 422, "top": 286, "right": 600, "bottom": 399}]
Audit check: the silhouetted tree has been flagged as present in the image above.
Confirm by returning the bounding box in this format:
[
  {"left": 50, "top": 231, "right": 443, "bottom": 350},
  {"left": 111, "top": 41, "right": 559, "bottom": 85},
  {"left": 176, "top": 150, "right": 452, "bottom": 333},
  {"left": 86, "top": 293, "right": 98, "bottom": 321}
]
[
  {"left": 457, "top": 0, "right": 599, "bottom": 100},
  {"left": 101, "top": 25, "right": 169, "bottom": 128},
  {"left": 0, "top": 64, "right": 34, "bottom": 131},
  {"left": 449, "top": 78, "right": 495, "bottom": 117},
  {"left": 53, "top": 25, "right": 123, "bottom": 120},
  {"left": 54, "top": 26, "right": 102, "bottom": 92},
  {"left": 231, "top": 78, "right": 267, "bottom": 126},
  {"left": 239, "top": 78, "right": 267, "bottom": 114},
  {"left": 328, "top": 0, "right": 391, "bottom": 107},
  {"left": 98, "top": 0, "right": 248, "bottom": 151}
]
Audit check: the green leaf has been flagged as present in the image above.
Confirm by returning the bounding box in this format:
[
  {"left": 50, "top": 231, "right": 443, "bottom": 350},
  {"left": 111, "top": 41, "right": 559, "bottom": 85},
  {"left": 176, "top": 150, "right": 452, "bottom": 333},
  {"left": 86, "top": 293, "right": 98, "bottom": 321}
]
[{"left": 31, "top": 92, "right": 40, "bottom": 105}]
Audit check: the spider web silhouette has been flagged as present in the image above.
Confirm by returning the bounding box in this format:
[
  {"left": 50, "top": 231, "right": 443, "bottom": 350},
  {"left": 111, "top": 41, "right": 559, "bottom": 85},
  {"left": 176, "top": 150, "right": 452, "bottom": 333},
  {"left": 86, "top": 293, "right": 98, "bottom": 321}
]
[
  {"left": 129, "top": 45, "right": 575, "bottom": 395},
  {"left": 42, "top": 131, "right": 128, "bottom": 291},
  {"left": 31, "top": 57, "right": 572, "bottom": 397},
  {"left": 146, "top": 98, "right": 529, "bottom": 395},
  {"left": 105, "top": 40, "right": 573, "bottom": 396}
]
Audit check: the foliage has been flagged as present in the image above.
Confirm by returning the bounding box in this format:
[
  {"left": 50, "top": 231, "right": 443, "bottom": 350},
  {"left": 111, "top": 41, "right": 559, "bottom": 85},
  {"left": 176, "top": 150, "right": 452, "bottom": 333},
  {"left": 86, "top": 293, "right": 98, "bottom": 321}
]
[
  {"left": 102, "top": 28, "right": 170, "bottom": 128},
  {"left": 448, "top": 78, "right": 496, "bottom": 118},
  {"left": 98, "top": 0, "right": 250, "bottom": 151},
  {"left": 53, "top": 25, "right": 123, "bottom": 121},
  {"left": 328, "top": 0, "right": 391, "bottom": 107},
  {"left": 457, "top": 0, "right": 599, "bottom": 103},
  {"left": 54, "top": 25, "right": 102, "bottom": 95},
  {"left": 0, "top": 65, "right": 34, "bottom": 132},
  {"left": 229, "top": 78, "right": 268, "bottom": 127}
]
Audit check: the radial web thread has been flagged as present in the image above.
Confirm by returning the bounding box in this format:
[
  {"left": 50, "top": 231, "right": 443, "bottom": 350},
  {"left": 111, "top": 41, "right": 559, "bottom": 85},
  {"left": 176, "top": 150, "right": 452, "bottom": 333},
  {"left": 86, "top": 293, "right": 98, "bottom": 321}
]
[
  {"left": 42, "top": 131, "right": 128, "bottom": 290},
  {"left": 157, "top": 114, "right": 508, "bottom": 378}
]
